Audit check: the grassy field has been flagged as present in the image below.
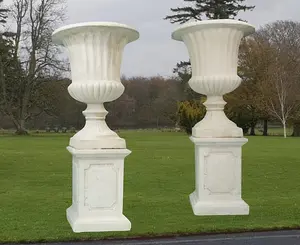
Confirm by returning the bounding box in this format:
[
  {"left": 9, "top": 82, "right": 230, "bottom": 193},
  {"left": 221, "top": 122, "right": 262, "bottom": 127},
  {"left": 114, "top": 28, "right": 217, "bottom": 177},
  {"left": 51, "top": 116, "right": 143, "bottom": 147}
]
[{"left": 0, "top": 131, "right": 300, "bottom": 243}]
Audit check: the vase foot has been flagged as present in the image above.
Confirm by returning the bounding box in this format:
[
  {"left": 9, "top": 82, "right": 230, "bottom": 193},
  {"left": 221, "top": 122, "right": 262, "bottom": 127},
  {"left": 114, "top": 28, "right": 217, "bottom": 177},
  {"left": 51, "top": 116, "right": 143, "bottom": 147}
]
[
  {"left": 190, "top": 192, "right": 249, "bottom": 216},
  {"left": 67, "top": 206, "right": 131, "bottom": 233}
]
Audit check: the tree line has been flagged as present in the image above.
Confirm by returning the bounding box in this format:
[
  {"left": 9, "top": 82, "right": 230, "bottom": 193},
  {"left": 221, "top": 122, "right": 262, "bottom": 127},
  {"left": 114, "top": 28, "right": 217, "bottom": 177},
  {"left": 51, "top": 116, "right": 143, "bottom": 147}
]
[
  {"left": 0, "top": 76, "right": 183, "bottom": 131},
  {"left": 172, "top": 20, "right": 300, "bottom": 138},
  {"left": 165, "top": 0, "right": 300, "bottom": 138},
  {"left": 0, "top": 0, "right": 299, "bottom": 137}
]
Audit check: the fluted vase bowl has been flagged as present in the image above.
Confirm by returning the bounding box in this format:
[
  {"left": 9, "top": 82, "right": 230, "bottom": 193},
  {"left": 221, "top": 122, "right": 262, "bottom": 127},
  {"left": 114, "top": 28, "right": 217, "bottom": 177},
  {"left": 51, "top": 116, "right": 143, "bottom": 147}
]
[
  {"left": 52, "top": 22, "right": 139, "bottom": 149},
  {"left": 172, "top": 20, "right": 255, "bottom": 138}
]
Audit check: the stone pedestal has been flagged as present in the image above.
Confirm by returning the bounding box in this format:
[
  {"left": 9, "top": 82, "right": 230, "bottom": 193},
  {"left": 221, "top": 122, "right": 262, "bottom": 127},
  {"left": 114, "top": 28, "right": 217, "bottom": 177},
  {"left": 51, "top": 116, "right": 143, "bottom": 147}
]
[
  {"left": 52, "top": 22, "right": 139, "bottom": 232},
  {"left": 189, "top": 137, "right": 249, "bottom": 215},
  {"left": 66, "top": 147, "right": 131, "bottom": 232},
  {"left": 172, "top": 20, "right": 255, "bottom": 216}
]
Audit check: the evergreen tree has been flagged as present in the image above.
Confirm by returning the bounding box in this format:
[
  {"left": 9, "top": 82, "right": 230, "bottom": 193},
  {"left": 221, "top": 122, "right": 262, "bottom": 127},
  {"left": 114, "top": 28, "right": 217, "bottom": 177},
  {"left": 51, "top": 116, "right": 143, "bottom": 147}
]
[
  {"left": 0, "top": 0, "right": 13, "bottom": 90},
  {"left": 0, "top": 0, "right": 24, "bottom": 133},
  {"left": 0, "top": 0, "right": 8, "bottom": 25},
  {"left": 165, "top": 0, "right": 255, "bottom": 24}
]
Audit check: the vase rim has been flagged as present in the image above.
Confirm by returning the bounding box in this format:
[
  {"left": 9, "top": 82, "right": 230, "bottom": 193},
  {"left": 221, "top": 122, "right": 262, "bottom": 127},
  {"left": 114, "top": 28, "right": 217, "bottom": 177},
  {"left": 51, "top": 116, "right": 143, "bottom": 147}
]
[
  {"left": 172, "top": 19, "right": 255, "bottom": 41},
  {"left": 52, "top": 21, "right": 139, "bottom": 45}
]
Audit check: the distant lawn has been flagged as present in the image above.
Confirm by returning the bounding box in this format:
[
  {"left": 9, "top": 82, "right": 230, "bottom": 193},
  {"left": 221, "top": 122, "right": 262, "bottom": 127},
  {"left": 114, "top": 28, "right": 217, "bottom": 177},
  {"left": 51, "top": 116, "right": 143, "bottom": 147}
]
[
  {"left": 255, "top": 127, "right": 293, "bottom": 136},
  {"left": 0, "top": 131, "right": 300, "bottom": 243}
]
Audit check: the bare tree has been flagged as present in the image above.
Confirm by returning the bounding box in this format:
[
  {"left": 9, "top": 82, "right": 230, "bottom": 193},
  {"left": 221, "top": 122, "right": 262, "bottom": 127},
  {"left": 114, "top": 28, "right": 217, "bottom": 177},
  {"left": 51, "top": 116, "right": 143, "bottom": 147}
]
[
  {"left": 262, "top": 58, "right": 298, "bottom": 138},
  {"left": 258, "top": 21, "right": 300, "bottom": 138},
  {"left": 0, "top": 0, "right": 67, "bottom": 134}
]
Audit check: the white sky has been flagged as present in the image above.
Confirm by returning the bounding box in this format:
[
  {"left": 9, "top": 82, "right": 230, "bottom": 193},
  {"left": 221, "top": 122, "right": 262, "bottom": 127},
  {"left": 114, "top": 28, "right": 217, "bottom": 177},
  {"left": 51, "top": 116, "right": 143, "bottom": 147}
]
[{"left": 5, "top": 0, "right": 300, "bottom": 77}]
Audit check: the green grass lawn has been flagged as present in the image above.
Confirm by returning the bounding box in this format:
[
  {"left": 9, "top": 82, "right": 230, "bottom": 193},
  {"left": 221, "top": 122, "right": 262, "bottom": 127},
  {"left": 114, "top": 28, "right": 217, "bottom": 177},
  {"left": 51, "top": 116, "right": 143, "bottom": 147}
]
[{"left": 0, "top": 131, "right": 300, "bottom": 243}]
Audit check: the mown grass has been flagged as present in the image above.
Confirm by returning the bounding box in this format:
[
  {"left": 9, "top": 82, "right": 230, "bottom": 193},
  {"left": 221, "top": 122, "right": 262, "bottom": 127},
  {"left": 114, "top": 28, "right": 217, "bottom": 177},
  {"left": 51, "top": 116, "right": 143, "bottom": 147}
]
[{"left": 0, "top": 131, "right": 300, "bottom": 243}]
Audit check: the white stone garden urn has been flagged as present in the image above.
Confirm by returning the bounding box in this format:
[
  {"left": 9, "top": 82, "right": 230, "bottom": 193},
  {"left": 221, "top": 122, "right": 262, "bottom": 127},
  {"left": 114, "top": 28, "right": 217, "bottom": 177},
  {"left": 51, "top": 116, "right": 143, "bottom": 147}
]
[
  {"left": 52, "top": 22, "right": 139, "bottom": 232},
  {"left": 172, "top": 19, "right": 255, "bottom": 138},
  {"left": 172, "top": 20, "right": 255, "bottom": 216},
  {"left": 53, "top": 22, "right": 139, "bottom": 150}
]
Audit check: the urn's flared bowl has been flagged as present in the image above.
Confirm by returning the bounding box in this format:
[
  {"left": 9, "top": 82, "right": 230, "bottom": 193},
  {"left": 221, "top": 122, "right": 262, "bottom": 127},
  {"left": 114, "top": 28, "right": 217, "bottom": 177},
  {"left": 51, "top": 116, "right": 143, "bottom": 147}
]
[
  {"left": 189, "top": 75, "right": 242, "bottom": 96},
  {"left": 67, "top": 81, "right": 125, "bottom": 104},
  {"left": 52, "top": 21, "right": 139, "bottom": 45},
  {"left": 172, "top": 19, "right": 255, "bottom": 41},
  {"left": 172, "top": 19, "right": 255, "bottom": 96},
  {"left": 52, "top": 22, "right": 139, "bottom": 104}
]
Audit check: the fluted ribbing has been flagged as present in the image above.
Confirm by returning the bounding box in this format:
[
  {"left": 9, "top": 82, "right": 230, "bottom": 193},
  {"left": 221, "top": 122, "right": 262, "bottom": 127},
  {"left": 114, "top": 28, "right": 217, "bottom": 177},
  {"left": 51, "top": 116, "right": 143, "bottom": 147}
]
[
  {"left": 189, "top": 75, "right": 241, "bottom": 95},
  {"left": 63, "top": 31, "right": 128, "bottom": 84},
  {"left": 183, "top": 28, "right": 243, "bottom": 77},
  {"left": 172, "top": 20, "right": 255, "bottom": 138},
  {"left": 172, "top": 20, "right": 255, "bottom": 97},
  {"left": 184, "top": 27, "right": 244, "bottom": 96},
  {"left": 52, "top": 24, "right": 138, "bottom": 105},
  {"left": 51, "top": 22, "right": 139, "bottom": 149}
]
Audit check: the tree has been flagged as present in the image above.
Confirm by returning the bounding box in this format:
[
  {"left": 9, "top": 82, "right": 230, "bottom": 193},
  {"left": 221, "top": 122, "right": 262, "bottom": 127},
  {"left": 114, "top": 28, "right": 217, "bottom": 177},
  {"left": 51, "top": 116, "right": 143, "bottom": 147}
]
[
  {"left": 0, "top": 0, "right": 8, "bottom": 24},
  {"left": 292, "top": 120, "right": 300, "bottom": 137},
  {"left": 225, "top": 83, "right": 259, "bottom": 135},
  {"left": 132, "top": 76, "right": 181, "bottom": 128},
  {"left": 256, "top": 21, "right": 300, "bottom": 138},
  {"left": 237, "top": 34, "right": 273, "bottom": 136},
  {"left": 150, "top": 78, "right": 183, "bottom": 127},
  {"left": 173, "top": 61, "right": 202, "bottom": 101},
  {"left": 237, "top": 21, "right": 300, "bottom": 138},
  {"left": 177, "top": 99, "right": 206, "bottom": 134},
  {"left": 262, "top": 58, "right": 299, "bottom": 138},
  {"left": 0, "top": 1, "right": 20, "bottom": 130},
  {"left": 106, "top": 93, "right": 136, "bottom": 129},
  {"left": 165, "top": 0, "right": 255, "bottom": 24},
  {"left": 0, "top": 0, "right": 67, "bottom": 134}
]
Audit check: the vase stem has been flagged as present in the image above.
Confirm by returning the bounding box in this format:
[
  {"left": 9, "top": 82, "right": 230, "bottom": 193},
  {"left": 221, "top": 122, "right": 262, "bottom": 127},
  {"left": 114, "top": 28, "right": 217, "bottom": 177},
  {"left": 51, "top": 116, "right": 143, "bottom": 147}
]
[
  {"left": 204, "top": 96, "right": 226, "bottom": 111},
  {"left": 192, "top": 94, "right": 243, "bottom": 138},
  {"left": 69, "top": 103, "right": 126, "bottom": 149}
]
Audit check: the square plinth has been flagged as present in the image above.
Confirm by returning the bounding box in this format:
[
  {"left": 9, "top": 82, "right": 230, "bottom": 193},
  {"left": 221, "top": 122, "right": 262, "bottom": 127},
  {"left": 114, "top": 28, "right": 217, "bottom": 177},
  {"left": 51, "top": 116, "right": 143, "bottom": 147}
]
[
  {"left": 189, "top": 137, "right": 249, "bottom": 216},
  {"left": 66, "top": 147, "right": 131, "bottom": 232}
]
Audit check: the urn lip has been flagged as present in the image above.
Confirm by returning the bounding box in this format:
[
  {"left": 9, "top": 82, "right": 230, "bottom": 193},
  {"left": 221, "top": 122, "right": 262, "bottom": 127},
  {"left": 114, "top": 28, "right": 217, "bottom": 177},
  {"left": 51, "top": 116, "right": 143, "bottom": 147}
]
[
  {"left": 172, "top": 19, "right": 255, "bottom": 41},
  {"left": 52, "top": 21, "right": 139, "bottom": 45}
]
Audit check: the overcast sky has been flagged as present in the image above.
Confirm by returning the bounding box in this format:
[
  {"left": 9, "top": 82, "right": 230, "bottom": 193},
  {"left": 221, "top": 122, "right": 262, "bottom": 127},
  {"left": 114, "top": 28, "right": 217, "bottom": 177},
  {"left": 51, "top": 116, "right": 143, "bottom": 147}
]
[{"left": 13, "top": 0, "right": 300, "bottom": 77}]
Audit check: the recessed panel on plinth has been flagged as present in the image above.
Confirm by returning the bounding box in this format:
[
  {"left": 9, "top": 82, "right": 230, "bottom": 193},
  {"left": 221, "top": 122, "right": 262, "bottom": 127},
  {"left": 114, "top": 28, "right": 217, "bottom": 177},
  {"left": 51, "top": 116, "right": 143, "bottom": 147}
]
[{"left": 190, "top": 137, "right": 249, "bottom": 216}]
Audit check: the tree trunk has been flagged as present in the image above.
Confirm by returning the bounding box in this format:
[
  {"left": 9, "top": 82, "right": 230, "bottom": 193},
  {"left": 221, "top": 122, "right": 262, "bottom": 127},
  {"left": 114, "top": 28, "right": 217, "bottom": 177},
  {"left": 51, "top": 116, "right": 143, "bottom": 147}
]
[
  {"left": 16, "top": 128, "right": 28, "bottom": 135},
  {"left": 7, "top": 112, "right": 28, "bottom": 135},
  {"left": 15, "top": 119, "right": 28, "bottom": 135},
  {"left": 283, "top": 120, "right": 287, "bottom": 138},
  {"left": 263, "top": 119, "right": 268, "bottom": 136},
  {"left": 242, "top": 128, "right": 249, "bottom": 135},
  {"left": 250, "top": 125, "right": 256, "bottom": 136},
  {"left": 292, "top": 122, "right": 300, "bottom": 137}
]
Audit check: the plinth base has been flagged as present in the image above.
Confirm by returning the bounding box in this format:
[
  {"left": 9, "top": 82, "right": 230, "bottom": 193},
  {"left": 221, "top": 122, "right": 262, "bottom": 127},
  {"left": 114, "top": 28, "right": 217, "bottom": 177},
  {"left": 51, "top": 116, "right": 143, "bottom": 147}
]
[
  {"left": 190, "top": 192, "right": 249, "bottom": 216},
  {"left": 67, "top": 206, "right": 131, "bottom": 233},
  {"left": 190, "top": 137, "right": 249, "bottom": 216},
  {"left": 66, "top": 147, "right": 131, "bottom": 233}
]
